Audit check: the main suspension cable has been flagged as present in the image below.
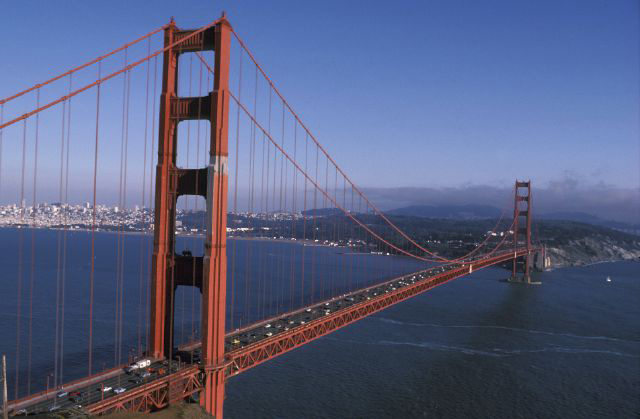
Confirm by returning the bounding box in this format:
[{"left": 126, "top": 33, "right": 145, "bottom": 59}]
[{"left": 0, "top": 24, "right": 168, "bottom": 106}]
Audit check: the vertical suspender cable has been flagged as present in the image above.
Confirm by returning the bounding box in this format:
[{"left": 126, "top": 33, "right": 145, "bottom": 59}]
[
  {"left": 138, "top": 38, "right": 152, "bottom": 357},
  {"left": 54, "top": 100, "right": 66, "bottom": 390},
  {"left": 115, "top": 51, "right": 126, "bottom": 366},
  {"left": 60, "top": 73, "right": 72, "bottom": 385},
  {"left": 300, "top": 133, "right": 307, "bottom": 307},
  {"left": 342, "top": 176, "right": 347, "bottom": 292},
  {"left": 27, "top": 88, "right": 41, "bottom": 395},
  {"left": 115, "top": 49, "right": 129, "bottom": 367},
  {"left": 291, "top": 122, "right": 297, "bottom": 310},
  {"left": 334, "top": 169, "right": 340, "bottom": 295},
  {"left": 279, "top": 101, "right": 285, "bottom": 211},
  {"left": 147, "top": 55, "right": 158, "bottom": 353},
  {"left": 260, "top": 129, "right": 267, "bottom": 320},
  {"left": 231, "top": 49, "right": 242, "bottom": 329},
  {"left": 120, "top": 51, "right": 132, "bottom": 367},
  {"left": 14, "top": 120, "right": 27, "bottom": 399},
  {"left": 323, "top": 157, "right": 329, "bottom": 298},
  {"left": 271, "top": 99, "right": 277, "bottom": 314},
  {"left": 350, "top": 184, "right": 355, "bottom": 290},
  {"left": 265, "top": 88, "right": 272, "bottom": 316},
  {"left": 88, "top": 62, "right": 102, "bottom": 377},
  {"left": 311, "top": 147, "right": 319, "bottom": 301},
  {"left": 279, "top": 100, "right": 286, "bottom": 312},
  {"left": 248, "top": 65, "right": 258, "bottom": 319},
  {"left": 0, "top": 104, "right": 3, "bottom": 199},
  {"left": 0, "top": 105, "right": 5, "bottom": 389}
]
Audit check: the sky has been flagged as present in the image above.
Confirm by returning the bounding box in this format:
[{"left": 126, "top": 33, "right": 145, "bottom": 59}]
[{"left": 0, "top": 0, "right": 638, "bottom": 221}]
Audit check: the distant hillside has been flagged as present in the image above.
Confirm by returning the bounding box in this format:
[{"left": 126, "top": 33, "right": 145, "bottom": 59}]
[
  {"left": 387, "top": 205, "right": 501, "bottom": 219},
  {"left": 536, "top": 220, "right": 640, "bottom": 267},
  {"left": 539, "top": 211, "right": 601, "bottom": 223},
  {"left": 177, "top": 208, "right": 640, "bottom": 268},
  {"left": 539, "top": 211, "right": 640, "bottom": 235},
  {"left": 300, "top": 208, "right": 343, "bottom": 217},
  {"left": 385, "top": 206, "right": 640, "bottom": 235}
]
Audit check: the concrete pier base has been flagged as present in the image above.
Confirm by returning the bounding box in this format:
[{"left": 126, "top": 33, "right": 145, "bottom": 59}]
[{"left": 507, "top": 275, "right": 542, "bottom": 285}]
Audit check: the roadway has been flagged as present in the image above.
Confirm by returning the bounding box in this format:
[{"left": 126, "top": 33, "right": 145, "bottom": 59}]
[
  {"left": 10, "top": 258, "right": 490, "bottom": 416},
  {"left": 9, "top": 360, "right": 183, "bottom": 416},
  {"left": 220, "top": 262, "right": 464, "bottom": 356}
]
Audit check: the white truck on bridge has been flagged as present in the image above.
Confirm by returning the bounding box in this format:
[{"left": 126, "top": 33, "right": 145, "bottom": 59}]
[{"left": 125, "top": 358, "right": 151, "bottom": 373}]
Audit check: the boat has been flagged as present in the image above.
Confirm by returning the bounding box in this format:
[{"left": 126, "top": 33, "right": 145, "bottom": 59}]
[{"left": 606, "top": 276, "right": 611, "bottom": 282}]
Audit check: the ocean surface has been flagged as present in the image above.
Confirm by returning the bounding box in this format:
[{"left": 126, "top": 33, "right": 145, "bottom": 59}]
[
  {"left": 0, "top": 228, "right": 638, "bottom": 417},
  {"left": 225, "top": 258, "right": 640, "bottom": 419}
]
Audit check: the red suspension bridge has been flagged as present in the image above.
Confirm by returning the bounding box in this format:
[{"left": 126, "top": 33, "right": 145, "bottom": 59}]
[{"left": 0, "top": 15, "right": 543, "bottom": 418}]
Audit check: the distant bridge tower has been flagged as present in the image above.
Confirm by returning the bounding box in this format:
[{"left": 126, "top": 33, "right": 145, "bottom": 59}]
[
  {"left": 149, "top": 15, "right": 231, "bottom": 418},
  {"left": 510, "top": 180, "right": 533, "bottom": 283}
]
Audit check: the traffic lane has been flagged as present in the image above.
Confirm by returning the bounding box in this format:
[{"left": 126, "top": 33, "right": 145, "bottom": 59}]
[
  {"left": 23, "top": 360, "right": 180, "bottom": 415},
  {"left": 223, "top": 263, "right": 462, "bottom": 352},
  {"left": 174, "top": 264, "right": 463, "bottom": 358},
  {"left": 27, "top": 361, "right": 168, "bottom": 414},
  {"left": 8, "top": 365, "right": 126, "bottom": 413},
  {"left": 26, "top": 370, "right": 134, "bottom": 414},
  {"left": 26, "top": 263, "right": 467, "bottom": 413}
]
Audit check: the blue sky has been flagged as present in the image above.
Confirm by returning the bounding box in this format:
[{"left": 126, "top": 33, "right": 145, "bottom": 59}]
[{"left": 0, "top": 1, "right": 638, "bottom": 215}]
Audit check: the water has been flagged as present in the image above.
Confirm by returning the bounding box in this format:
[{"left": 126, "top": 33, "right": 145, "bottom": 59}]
[
  {"left": 0, "top": 228, "right": 638, "bottom": 417},
  {"left": 224, "top": 261, "right": 640, "bottom": 418},
  {"left": 0, "top": 227, "right": 427, "bottom": 399}
]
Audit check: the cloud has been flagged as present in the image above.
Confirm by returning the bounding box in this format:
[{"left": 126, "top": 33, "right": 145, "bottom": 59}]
[{"left": 362, "top": 174, "right": 640, "bottom": 224}]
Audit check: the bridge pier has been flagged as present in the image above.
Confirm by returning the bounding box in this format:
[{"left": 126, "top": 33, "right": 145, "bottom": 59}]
[
  {"left": 199, "top": 16, "right": 231, "bottom": 419},
  {"left": 508, "top": 180, "right": 541, "bottom": 284},
  {"left": 149, "top": 15, "right": 231, "bottom": 418}
]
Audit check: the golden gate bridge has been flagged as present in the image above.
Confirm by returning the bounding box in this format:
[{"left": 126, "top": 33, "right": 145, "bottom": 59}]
[{"left": 0, "top": 15, "right": 541, "bottom": 417}]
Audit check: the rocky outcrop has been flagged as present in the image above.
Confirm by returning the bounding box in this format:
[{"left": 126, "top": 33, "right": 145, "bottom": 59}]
[{"left": 546, "top": 235, "right": 640, "bottom": 268}]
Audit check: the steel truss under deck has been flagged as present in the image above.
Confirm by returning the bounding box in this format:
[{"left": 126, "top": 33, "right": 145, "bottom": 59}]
[{"left": 86, "top": 248, "right": 531, "bottom": 415}]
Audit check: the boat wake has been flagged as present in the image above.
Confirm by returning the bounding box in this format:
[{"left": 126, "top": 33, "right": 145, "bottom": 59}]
[
  {"left": 324, "top": 337, "right": 637, "bottom": 358},
  {"left": 376, "top": 317, "right": 639, "bottom": 344}
]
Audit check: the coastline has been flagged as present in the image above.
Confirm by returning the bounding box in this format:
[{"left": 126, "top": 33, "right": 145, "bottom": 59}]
[{"left": 2, "top": 225, "right": 639, "bottom": 269}]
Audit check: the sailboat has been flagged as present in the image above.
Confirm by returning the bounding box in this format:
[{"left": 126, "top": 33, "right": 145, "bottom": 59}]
[{"left": 606, "top": 276, "right": 612, "bottom": 282}]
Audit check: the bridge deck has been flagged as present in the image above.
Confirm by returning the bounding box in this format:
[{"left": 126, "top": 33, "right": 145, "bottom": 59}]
[{"left": 8, "top": 248, "right": 530, "bottom": 416}]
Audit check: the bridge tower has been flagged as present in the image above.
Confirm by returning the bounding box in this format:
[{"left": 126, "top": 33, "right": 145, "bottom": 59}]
[
  {"left": 510, "top": 180, "right": 533, "bottom": 283},
  {"left": 149, "top": 15, "right": 231, "bottom": 418}
]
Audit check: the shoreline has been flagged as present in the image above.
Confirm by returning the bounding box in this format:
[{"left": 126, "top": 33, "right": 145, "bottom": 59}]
[
  {"left": 2, "top": 225, "right": 638, "bottom": 269},
  {"left": 545, "top": 258, "right": 639, "bottom": 271},
  {"left": 0, "top": 225, "right": 370, "bottom": 251}
]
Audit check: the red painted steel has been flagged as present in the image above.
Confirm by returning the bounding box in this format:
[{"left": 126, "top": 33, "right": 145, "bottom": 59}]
[
  {"left": 150, "top": 20, "right": 179, "bottom": 360},
  {"left": 200, "top": 15, "right": 231, "bottom": 418},
  {"left": 7, "top": 364, "right": 128, "bottom": 413},
  {"left": 85, "top": 248, "right": 533, "bottom": 415},
  {"left": 224, "top": 249, "right": 530, "bottom": 375},
  {"left": 511, "top": 181, "right": 533, "bottom": 282},
  {"left": 85, "top": 367, "right": 202, "bottom": 415},
  {"left": 0, "top": 25, "right": 168, "bottom": 106},
  {"left": 1, "top": 15, "right": 540, "bottom": 418},
  {"left": 0, "top": 20, "right": 222, "bottom": 131},
  {"left": 148, "top": 14, "right": 231, "bottom": 418}
]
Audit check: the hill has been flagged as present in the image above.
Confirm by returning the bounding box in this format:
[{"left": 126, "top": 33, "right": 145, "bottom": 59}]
[{"left": 387, "top": 204, "right": 501, "bottom": 219}]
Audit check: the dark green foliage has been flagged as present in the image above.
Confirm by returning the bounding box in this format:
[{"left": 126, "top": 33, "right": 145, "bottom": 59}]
[{"left": 177, "top": 210, "right": 640, "bottom": 259}]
